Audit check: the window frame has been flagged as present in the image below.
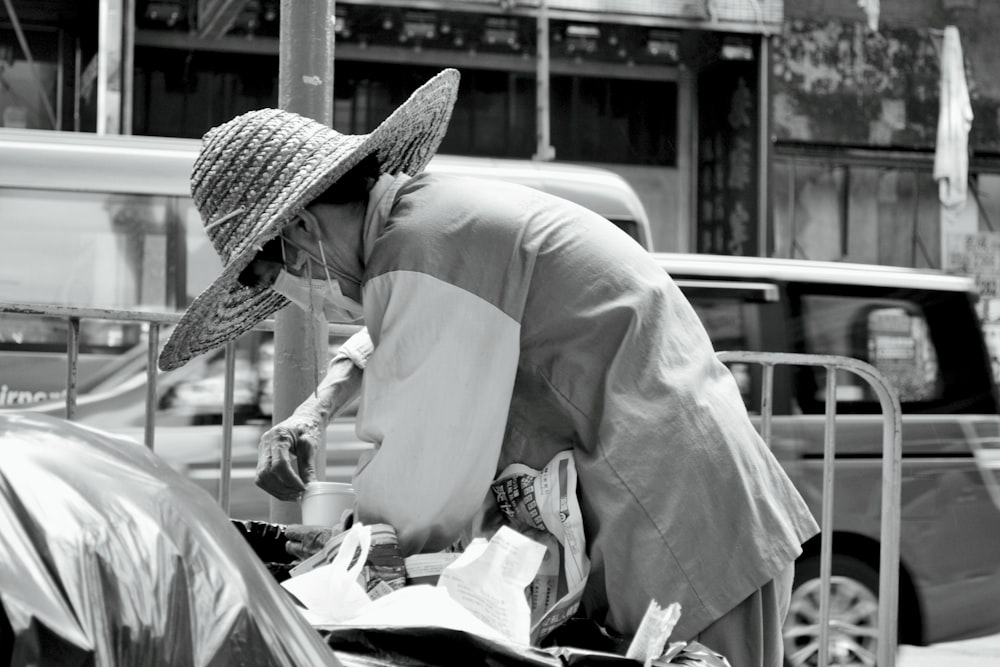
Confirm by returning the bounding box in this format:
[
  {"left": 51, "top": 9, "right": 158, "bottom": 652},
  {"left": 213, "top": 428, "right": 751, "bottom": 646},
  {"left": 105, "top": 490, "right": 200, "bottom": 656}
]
[{"left": 787, "top": 281, "right": 997, "bottom": 415}]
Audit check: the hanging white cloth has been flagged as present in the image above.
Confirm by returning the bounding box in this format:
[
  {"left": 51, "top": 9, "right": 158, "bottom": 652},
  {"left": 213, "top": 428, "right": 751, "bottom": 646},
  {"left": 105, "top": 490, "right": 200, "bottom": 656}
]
[
  {"left": 858, "top": 0, "right": 880, "bottom": 32},
  {"left": 933, "top": 25, "right": 974, "bottom": 210}
]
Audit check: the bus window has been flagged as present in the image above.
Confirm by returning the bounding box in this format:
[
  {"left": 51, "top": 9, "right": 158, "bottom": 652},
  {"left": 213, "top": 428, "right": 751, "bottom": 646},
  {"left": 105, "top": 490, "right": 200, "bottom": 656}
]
[
  {"left": 688, "top": 295, "right": 765, "bottom": 411},
  {"left": 0, "top": 187, "right": 187, "bottom": 309},
  {"left": 0, "top": 185, "right": 189, "bottom": 405},
  {"left": 181, "top": 196, "right": 224, "bottom": 304}
]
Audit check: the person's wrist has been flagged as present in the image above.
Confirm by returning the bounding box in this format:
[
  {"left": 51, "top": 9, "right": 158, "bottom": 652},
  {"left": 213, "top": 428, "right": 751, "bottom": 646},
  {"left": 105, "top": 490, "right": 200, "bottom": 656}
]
[{"left": 293, "top": 402, "right": 326, "bottom": 427}]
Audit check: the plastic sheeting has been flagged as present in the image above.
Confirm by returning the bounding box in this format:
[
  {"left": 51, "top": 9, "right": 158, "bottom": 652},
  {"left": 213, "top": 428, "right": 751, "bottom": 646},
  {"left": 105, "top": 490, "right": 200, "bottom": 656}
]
[
  {"left": 0, "top": 412, "right": 731, "bottom": 667},
  {"left": 0, "top": 412, "right": 340, "bottom": 667},
  {"left": 318, "top": 624, "right": 732, "bottom": 667}
]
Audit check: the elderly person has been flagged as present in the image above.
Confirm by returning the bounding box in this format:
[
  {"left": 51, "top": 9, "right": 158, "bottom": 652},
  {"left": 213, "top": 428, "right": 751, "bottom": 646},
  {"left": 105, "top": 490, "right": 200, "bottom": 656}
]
[{"left": 159, "top": 69, "right": 818, "bottom": 666}]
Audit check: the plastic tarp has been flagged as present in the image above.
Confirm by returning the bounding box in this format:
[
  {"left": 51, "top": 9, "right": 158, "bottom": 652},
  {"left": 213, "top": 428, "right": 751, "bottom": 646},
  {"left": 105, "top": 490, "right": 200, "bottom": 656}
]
[
  {"left": 0, "top": 412, "right": 339, "bottom": 667},
  {"left": 0, "top": 412, "right": 731, "bottom": 667}
]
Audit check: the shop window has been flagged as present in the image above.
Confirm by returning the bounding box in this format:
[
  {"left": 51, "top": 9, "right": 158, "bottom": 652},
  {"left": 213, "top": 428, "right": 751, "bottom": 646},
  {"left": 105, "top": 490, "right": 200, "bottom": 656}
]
[
  {"left": 771, "top": 161, "right": 845, "bottom": 261},
  {"left": 772, "top": 157, "right": 939, "bottom": 269},
  {"left": 135, "top": 51, "right": 675, "bottom": 167},
  {"left": 550, "top": 75, "right": 676, "bottom": 166},
  {"left": 0, "top": 28, "right": 60, "bottom": 130}
]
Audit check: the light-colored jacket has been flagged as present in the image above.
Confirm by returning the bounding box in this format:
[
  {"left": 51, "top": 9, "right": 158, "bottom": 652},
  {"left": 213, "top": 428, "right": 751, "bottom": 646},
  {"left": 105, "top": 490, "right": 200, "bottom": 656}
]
[{"left": 349, "top": 172, "right": 820, "bottom": 639}]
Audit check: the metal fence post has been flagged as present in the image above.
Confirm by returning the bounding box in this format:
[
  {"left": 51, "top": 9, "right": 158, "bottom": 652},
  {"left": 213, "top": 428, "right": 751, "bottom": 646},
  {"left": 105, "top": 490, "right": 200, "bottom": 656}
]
[{"left": 270, "top": 0, "right": 336, "bottom": 523}]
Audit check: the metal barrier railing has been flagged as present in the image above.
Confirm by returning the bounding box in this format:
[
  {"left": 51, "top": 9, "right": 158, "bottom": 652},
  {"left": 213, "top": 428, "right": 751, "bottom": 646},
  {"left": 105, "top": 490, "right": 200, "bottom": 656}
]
[
  {"left": 4, "top": 304, "right": 902, "bottom": 665},
  {"left": 1, "top": 303, "right": 237, "bottom": 510},
  {"left": 0, "top": 302, "right": 361, "bottom": 516},
  {"left": 718, "top": 351, "right": 902, "bottom": 667}
]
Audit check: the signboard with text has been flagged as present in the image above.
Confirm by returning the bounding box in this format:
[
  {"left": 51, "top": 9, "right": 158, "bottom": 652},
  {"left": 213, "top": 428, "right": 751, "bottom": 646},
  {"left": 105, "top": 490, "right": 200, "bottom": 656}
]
[{"left": 944, "top": 230, "right": 1000, "bottom": 383}]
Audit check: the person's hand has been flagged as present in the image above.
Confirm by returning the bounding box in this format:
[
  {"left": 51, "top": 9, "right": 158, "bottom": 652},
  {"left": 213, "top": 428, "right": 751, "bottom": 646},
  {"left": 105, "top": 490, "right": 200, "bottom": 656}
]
[
  {"left": 255, "top": 408, "right": 324, "bottom": 500},
  {"left": 284, "top": 524, "right": 334, "bottom": 560}
]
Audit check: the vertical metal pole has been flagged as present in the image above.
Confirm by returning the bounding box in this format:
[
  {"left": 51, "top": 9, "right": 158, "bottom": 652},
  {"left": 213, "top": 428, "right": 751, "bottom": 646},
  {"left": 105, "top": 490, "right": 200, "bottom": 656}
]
[
  {"left": 876, "top": 382, "right": 903, "bottom": 667},
  {"left": 677, "top": 66, "right": 695, "bottom": 253},
  {"left": 271, "top": 0, "right": 336, "bottom": 524},
  {"left": 65, "top": 317, "right": 80, "bottom": 420},
  {"left": 533, "top": 0, "right": 554, "bottom": 161},
  {"left": 56, "top": 30, "right": 64, "bottom": 129},
  {"left": 74, "top": 39, "right": 82, "bottom": 131},
  {"left": 219, "top": 340, "right": 236, "bottom": 515},
  {"left": 757, "top": 34, "right": 771, "bottom": 257},
  {"left": 788, "top": 160, "right": 797, "bottom": 257},
  {"left": 760, "top": 361, "right": 773, "bottom": 446},
  {"left": 121, "top": 0, "right": 135, "bottom": 135},
  {"left": 96, "top": 0, "right": 124, "bottom": 134},
  {"left": 97, "top": 0, "right": 108, "bottom": 133},
  {"left": 144, "top": 323, "right": 159, "bottom": 449},
  {"left": 817, "top": 366, "right": 839, "bottom": 667}
]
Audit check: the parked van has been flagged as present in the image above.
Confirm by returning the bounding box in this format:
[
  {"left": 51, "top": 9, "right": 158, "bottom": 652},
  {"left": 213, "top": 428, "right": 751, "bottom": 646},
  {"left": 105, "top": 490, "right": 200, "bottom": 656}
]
[
  {"left": 657, "top": 252, "right": 1000, "bottom": 663},
  {"left": 0, "top": 127, "right": 651, "bottom": 406}
]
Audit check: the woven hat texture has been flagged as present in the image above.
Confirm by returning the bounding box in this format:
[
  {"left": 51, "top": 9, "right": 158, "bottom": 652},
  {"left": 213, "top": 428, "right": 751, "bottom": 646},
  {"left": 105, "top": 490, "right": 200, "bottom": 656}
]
[{"left": 158, "top": 68, "right": 460, "bottom": 371}]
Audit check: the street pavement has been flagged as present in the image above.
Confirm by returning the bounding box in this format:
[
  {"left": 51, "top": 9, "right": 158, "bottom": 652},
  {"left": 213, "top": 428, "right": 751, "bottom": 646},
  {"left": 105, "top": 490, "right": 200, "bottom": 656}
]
[{"left": 898, "top": 632, "right": 1000, "bottom": 666}]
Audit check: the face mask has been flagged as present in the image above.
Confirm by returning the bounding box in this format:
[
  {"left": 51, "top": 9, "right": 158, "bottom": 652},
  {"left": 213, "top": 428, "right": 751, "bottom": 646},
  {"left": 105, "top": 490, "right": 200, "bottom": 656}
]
[
  {"left": 271, "top": 213, "right": 364, "bottom": 324},
  {"left": 272, "top": 269, "right": 364, "bottom": 324}
]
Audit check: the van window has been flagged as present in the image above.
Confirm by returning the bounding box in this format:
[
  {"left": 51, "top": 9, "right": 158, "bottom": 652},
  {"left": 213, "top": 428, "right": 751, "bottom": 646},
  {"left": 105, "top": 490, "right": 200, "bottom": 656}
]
[
  {"left": 607, "top": 218, "right": 642, "bottom": 247},
  {"left": 688, "top": 295, "right": 765, "bottom": 411},
  {"left": 797, "top": 294, "right": 942, "bottom": 406}
]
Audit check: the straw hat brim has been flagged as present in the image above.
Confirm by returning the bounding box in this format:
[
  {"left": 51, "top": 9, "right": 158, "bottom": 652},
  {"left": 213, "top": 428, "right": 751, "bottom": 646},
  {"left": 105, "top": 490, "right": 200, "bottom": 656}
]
[{"left": 157, "top": 69, "right": 459, "bottom": 371}]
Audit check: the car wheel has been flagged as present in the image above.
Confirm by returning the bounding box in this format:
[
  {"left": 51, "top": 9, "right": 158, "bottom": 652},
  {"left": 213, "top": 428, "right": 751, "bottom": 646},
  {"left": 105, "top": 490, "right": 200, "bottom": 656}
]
[{"left": 783, "top": 554, "right": 883, "bottom": 667}]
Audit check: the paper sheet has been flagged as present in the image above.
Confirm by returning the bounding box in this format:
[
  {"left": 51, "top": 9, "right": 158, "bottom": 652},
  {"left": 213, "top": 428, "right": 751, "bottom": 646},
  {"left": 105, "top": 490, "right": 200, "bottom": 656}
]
[{"left": 438, "top": 526, "right": 546, "bottom": 645}]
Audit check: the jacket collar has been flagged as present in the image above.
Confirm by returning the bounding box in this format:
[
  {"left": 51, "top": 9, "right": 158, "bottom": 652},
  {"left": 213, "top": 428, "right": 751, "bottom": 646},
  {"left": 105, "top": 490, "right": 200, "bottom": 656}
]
[{"left": 362, "top": 173, "right": 411, "bottom": 263}]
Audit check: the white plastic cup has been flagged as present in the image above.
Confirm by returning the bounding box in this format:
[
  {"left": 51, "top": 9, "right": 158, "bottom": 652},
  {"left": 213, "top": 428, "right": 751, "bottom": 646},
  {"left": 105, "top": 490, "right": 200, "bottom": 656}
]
[{"left": 300, "top": 481, "right": 356, "bottom": 527}]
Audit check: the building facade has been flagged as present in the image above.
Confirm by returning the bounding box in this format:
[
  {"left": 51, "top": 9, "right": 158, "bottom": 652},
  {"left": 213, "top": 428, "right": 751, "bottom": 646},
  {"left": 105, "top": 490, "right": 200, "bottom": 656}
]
[
  {"left": 3, "top": 0, "right": 1000, "bottom": 271},
  {"left": 1, "top": 0, "right": 784, "bottom": 256}
]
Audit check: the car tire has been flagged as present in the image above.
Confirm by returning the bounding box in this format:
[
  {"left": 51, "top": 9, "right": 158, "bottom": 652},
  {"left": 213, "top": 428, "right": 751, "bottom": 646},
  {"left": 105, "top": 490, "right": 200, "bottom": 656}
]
[{"left": 783, "top": 553, "right": 888, "bottom": 667}]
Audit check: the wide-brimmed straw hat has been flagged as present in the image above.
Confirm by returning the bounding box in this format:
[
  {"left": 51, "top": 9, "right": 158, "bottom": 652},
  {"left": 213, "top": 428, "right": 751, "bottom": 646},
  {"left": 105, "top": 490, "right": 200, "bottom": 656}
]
[{"left": 157, "top": 68, "right": 460, "bottom": 371}]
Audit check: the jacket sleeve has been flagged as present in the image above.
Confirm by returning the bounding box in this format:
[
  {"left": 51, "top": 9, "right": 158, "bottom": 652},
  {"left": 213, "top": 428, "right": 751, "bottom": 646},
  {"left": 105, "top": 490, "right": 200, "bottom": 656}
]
[
  {"left": 331, "top": 327, "right": 374, "bottom": 370},
  {"left": 351, "top": 271, "right": 520, "bottom": 554}
]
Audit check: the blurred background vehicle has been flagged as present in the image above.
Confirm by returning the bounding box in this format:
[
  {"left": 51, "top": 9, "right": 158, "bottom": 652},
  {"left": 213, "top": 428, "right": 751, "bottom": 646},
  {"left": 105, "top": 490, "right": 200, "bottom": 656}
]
[{"left": 661, "top": 253, "right": 1000, "bottom": 664}]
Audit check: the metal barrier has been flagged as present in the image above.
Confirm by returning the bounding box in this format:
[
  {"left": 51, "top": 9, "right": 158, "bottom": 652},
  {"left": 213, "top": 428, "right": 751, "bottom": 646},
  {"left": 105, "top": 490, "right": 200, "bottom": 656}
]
[
  {"left": 718, "top": 351, "right": 902, "bottom": 667},
  {"left": 0, "top": 303, "right": 238, "bottom": 511},
  {"left": 0, "top": 302, "right": 360, "bottom": 516},
  {"left": 4, "top": 304, "right": 903, "bottom": 665}
]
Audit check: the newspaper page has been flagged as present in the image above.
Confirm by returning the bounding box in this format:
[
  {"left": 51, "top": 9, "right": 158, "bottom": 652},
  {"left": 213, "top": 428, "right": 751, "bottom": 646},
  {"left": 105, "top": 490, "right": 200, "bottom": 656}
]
[{"left": 490, "top": 450, "right": 590, "bottom": 643}]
